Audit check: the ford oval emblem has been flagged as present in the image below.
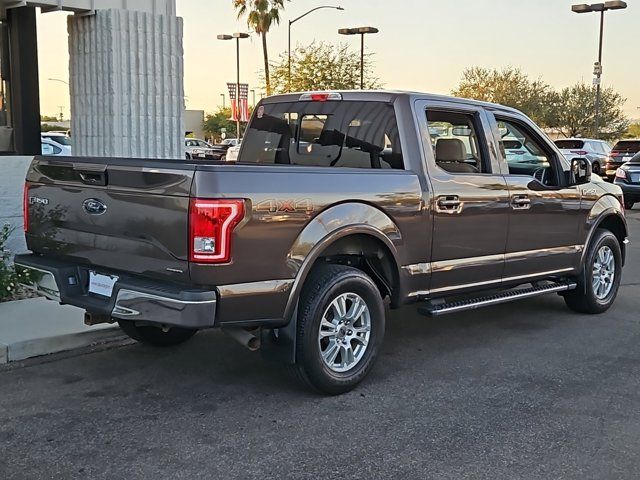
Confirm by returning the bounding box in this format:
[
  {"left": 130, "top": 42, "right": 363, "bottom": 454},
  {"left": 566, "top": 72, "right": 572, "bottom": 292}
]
[{"left": 83, "top": 198, "right": 107, "bottom": 215}]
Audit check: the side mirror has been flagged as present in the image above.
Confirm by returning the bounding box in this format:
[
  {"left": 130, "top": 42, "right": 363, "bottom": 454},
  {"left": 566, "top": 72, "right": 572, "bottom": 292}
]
[{"left": 571, "top": 157, "right": 592, "bottom": 185}]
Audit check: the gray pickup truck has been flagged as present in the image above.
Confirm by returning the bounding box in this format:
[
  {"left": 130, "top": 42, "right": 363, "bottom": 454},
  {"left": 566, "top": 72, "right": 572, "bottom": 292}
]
[{"left": 16, "top": 91, "right": 628, "bottom": 394}]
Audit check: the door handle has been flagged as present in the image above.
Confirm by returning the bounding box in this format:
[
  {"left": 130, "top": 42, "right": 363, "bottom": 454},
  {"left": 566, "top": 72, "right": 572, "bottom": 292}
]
[
  {"left": 436, "top": 196, "right": 462, "bottom": 214},
  {"left": 511, "top": 194, "right": 531, "bottom": 210}
]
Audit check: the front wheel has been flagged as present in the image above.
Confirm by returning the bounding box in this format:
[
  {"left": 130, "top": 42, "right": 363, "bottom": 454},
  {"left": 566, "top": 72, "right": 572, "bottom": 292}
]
[
  {"left": 118, "top": 320, "right": 198, "bottom": 347},
  {"left": 289, "top": 264, "right": 385, "bottom": 395},
  {"left": 564, "top": 229, "right": 622, "bottom": 314}
]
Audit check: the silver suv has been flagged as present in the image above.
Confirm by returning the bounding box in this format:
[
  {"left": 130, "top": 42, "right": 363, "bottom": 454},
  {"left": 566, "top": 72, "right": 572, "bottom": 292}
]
[{"left": 555, "top": 138, "right": 611, "bottom": 176}]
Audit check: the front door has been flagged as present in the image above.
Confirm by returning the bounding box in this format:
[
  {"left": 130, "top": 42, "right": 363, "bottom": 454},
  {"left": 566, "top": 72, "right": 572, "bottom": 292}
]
[
  {"left": 417, "top": 101, "right": 511, "bottom": 295},
  {"left": 488, "top": 113, "right": 583, "bottom": 281}
]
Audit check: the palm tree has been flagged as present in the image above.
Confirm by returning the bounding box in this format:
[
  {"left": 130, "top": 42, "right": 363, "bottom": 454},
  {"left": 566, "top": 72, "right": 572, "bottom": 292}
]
[{"left": 233, "top": 0, "right": 287, "bottom": 96}]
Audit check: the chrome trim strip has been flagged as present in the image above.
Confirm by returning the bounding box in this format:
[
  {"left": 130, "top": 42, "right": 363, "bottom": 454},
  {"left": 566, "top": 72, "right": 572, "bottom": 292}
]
[
  {"left": 431, "top": 253, "right": 504, "bottom": 273},
  {"left": 504, "top": 244, "right": 583, "bottom": 260},
  {"left": 401, "top": 263, "right": 431, "bottom": 275},
  {"left": 425, "top": 268, "right": 575, "bottom": 296}
]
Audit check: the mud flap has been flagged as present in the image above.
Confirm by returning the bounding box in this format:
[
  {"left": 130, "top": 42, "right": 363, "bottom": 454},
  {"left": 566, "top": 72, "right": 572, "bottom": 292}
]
[{"left": 260, "top": 304, "right": 298, "bottom": 364}]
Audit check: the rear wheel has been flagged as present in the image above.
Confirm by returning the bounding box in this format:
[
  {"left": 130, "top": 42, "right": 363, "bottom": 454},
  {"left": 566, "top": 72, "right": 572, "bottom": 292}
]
[
  {"left": 564, "top": 229, "right": 622, "bottom": 314},
  {"left": 289, "top": 264, "right": 385, "bottom": 395},
  {"left": 624, "top": 201, "right": 634, "bottom": 210},
  {"left": 118, "top": 320, "right": 198, "bottom": 347},
  {"left": 591, "top": 161, "right": 601, "bottom": 175}
]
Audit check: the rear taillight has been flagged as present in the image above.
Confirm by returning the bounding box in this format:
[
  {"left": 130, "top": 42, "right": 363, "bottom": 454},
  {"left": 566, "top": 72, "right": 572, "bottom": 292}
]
[
  {"left": 615, "top": 168, "right": 627, "bottom": 180},
  {"left": 189, "top": 199, "right": 244, "bottom": 264},
  {"left": 299, "top": 92, "right": 342, "bottom": 102},
  {"left": 23, "top": 183, "right": 29, "bottom": 232}
]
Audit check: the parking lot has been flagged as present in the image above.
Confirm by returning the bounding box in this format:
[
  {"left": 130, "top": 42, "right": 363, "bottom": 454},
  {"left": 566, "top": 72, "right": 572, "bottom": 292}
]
[{"left": 0, "top": 210, "right": 639, "bottom": 479}]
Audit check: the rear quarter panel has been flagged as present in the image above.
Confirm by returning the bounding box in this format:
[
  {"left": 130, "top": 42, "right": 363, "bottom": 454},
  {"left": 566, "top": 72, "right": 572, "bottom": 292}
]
[{"left": 189, "top": 165, "right": 426, "bottom": 287}]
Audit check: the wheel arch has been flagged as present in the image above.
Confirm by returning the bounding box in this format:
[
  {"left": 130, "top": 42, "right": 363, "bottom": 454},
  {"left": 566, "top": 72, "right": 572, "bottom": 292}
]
[
  {"left": 284, "top": 202, "right": 404, "bottom": 324},
  {"left": 583, "top": 200, "right": 628, "bottom": 266}
]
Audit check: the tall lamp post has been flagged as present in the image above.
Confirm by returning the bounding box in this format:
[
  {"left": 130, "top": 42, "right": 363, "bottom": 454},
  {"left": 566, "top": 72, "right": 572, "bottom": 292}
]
[
  {"left": 571, "top": 1, "right": 627, "bottom": 137},
  {"left": 220, "top": 93, "right": 226, "bottom": 109},
  {"left": 338, "top": 26, "right": 379, "bottom": 89},
  {"left": 217, "top": 32, "right": 250, "bottom": 140},
  {"left": 288, "top": 5, "right": 344, "bottom": 92}
]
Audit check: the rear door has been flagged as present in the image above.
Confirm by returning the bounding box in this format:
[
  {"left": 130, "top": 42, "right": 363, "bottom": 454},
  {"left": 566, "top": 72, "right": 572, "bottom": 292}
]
[
  {"left": 415, "top": 100, "right": 510, "bottom": 294},
  {"left": 487, "top": 112, "right": 583, "bottom": 281},
  {"left": 25, "top": 157, "right": 195, "bottom": 282}
]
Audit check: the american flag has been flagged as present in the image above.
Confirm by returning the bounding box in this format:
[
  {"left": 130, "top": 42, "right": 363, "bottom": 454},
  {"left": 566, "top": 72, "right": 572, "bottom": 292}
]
[{"left": 227, "top": 82, "right": 250, "bottom": 123}]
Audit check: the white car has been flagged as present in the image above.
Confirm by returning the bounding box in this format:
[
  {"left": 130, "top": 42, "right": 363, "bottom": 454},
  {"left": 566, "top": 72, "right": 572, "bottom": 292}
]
[
  {"left": 41, "top": 133, "right": 72, "bottom": 155},
  {"left": 220, "top": 138, "right": 241, "bottom": 148},
  {"left": 41, "top": 137, "right": 71, "bottom": 156},
  {"left": 554, "top": 138, "right": 611, "bottom": 176},
  {"left": 225, "top": 142, "right": 241, "bottom": 162}
]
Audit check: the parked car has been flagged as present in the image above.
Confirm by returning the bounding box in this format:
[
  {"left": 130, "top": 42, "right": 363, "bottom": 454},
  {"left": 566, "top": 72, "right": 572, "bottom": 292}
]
[
  {"left": 41, "top": 133, "right": 72, "bottom": 156},
  {"left": 224, "top": 141, "right": 241, "bottom": 162},
  {"left": 554, "top": 138, "right": 610, "bottom": 176},
  {"left": 217, "top": 138, "right": 241, "bottom": 150},
  {"left": 17, "top": 91, "right": 628, "bottom": 394},
  {"left": 613, "top": 151, "right": 640, "bottom": 209},
  {"left": 184, "top": 138, "right": 226, "bottom": 160},
  {"left": 41, "top": 137, "right": 70, "bottom": 156},
  {"left": 605, "top": 139, "right": 640, "bottom": 181}
]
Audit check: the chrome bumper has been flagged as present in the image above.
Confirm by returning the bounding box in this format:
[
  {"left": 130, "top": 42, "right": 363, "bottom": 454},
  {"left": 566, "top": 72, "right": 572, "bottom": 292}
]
[{"left": 14, "top": 256, "right": 217, "bottom": 329}]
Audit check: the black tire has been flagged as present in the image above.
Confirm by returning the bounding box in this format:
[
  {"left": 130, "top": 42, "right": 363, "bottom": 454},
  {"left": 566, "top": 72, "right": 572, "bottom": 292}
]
[
  {"left": 185, "top": 153, "right": 191, "bottom": 160},
  {"left": 564, "top": 229, "right": 622, "bottom": 314},
  {"left": 117, "top": 320, "right": 198, "bottom": 347},
  {"left": 624, "top": 201, "right": 634, "bottom": 210},
  {"left": 591, "top": 161, "right": 600, "bottom": 175},
  {"left": 289, "top": 264, "right": 385, "bottom": 395}
]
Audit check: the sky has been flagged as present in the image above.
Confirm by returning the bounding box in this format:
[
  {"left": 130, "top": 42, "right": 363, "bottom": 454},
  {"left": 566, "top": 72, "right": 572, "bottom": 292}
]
[{"left": 36, "top": 0, "right": 640, "bottom": 120}]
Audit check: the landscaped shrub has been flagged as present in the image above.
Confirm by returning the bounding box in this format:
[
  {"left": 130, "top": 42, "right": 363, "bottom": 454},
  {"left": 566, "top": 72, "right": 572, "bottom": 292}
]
[{"left": 0, "top": 223, "right": 30, "bottom": 302}]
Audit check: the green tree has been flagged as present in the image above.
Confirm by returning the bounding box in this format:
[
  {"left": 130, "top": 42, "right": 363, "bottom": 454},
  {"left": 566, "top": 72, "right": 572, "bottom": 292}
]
[
  {"left": 40, "top": 115, "right": 59, "bottom": 122},
  {"left": 233, "top": 0, "right": 288, "bottom": 96},
  {"left": 203, "top": 108, "right": 238, "bottom": 141},
  {"left": 551, "top": 83, "right": 629, "bottom": 140},
  {"left": 268, "top": 42, "right": 382, "bottom": 94},
  {"left": 625, "top": 122, "right": 640, "bottom": 139},
  {"left": 452, "top": 66, "right": 556, "bottom": 126}
]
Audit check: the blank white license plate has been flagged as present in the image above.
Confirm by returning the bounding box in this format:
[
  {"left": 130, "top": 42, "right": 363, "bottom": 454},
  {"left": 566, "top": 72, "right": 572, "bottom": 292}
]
[
  {"left": 88, "top": 271, "right": 118, "bottom": 297},
  {"left": 631, "top": 173, "right": 640, "bottom": 183},
  {"left": 624, "top": 156, "right": 633, "bottom": 162}
]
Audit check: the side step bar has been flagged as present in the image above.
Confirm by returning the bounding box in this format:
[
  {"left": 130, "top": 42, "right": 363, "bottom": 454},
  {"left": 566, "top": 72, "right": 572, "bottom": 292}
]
[{"left": 419, "top": 281, "right": 577, "bottom": 317}]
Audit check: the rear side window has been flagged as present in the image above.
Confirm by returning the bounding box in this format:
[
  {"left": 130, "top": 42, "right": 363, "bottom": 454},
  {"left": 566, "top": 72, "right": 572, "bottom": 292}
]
[
  {"left": 554, "top": 140, "right": 584, "bottom": 149},
  {"left": 240, "top": 101, "right": 404, "bottom": 169},
  {"left": 613, "top": 141, "right": 640, "bottom": 152}
]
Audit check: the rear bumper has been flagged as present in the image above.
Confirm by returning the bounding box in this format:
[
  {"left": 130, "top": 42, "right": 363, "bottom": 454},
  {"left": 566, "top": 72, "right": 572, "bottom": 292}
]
[
  {"left": 614, "top": 180, "right": 640, "bottom": 202},
  {"left": 14, "top": 254, "right": 217, "bottom": 329}
]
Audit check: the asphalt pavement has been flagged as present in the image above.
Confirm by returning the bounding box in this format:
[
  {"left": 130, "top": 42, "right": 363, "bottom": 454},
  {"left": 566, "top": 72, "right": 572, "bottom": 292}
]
[{"left": 2, "top": 210, "right": 640, "bottom": 480}]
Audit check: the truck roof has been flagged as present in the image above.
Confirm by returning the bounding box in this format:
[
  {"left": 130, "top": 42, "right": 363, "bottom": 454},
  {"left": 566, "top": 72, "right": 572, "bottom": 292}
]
[{"left": 263, "top": 90, "right": 524, "bottom": 116}]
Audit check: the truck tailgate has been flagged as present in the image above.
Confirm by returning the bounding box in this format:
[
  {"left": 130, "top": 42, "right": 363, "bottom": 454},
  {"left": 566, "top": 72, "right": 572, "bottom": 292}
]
[{"left": 25, "top": 156, "right": 195, "bottom": 283}]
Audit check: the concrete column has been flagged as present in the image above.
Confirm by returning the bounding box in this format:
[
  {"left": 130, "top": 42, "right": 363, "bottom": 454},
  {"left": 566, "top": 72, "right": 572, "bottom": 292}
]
[{"left": 68, "top": 8, "right": 184, "bottom": 158}]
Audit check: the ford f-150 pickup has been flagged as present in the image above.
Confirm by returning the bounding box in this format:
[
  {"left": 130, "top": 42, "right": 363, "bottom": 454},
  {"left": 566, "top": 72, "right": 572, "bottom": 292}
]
[{"left": 16, "top": 91, "right": 628, "bottom": 394}]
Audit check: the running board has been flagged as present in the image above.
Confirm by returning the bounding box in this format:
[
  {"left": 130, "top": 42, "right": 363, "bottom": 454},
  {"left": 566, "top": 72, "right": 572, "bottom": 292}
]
[{"left": 418, "top": 281, "right": 577, "bottom": 317}]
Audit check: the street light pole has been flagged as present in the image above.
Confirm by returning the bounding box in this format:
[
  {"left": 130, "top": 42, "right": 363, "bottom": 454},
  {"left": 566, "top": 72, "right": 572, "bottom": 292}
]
[
  {"left": 218, "top": 32, "right": 249, "bottom": 140},
  {"left": 338, "top": 26, "right": 379, "bottom": 89},
  {"left": 571, "top": 1, "right": 627, "bottom": 137},
  {"left": 250, "top": 89, "right": 256, "bottom": 108},
  {"left": 288, "top": 5, "right": 344, "bottom": 92},
  {"left": 220, "top": 93, "right": 226, "bottom": 109}
]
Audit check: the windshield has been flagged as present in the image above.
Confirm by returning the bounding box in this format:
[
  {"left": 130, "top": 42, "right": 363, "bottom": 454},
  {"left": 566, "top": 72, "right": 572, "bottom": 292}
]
[
  {"left": 555, "top": 140, "right": 584, "bottom": 150},
  {"left": 240, "top": 100, "right": 404, "bottom": 169}
]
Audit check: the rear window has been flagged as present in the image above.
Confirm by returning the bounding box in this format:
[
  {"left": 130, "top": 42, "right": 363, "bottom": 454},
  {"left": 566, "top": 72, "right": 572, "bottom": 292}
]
[
  {"left": 613, "top": 141, "right": 640, "bottom": 152},
  {"left": 503, "top": 140, "right": 523, "bottom": 150},
  {"left": 554, "top": 140, "right": 584, "bottom": 149},
  {"left": 239, "top": 101, "right": 404, "bottom": 169},
  {"left": 43, "top": 135, "right": 71, "bottom": 146}
]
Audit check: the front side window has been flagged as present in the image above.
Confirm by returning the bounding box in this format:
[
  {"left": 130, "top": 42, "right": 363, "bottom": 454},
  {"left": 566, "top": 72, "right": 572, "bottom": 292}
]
[
  {"left": 497, "top": 118, "right": 557, "bottom": 185},
  {"left": 240, "top": 100, "right": 404, "bottom": 169},
  {"left": 426, "top": 110, "right": 488, "bottom": 174}
]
